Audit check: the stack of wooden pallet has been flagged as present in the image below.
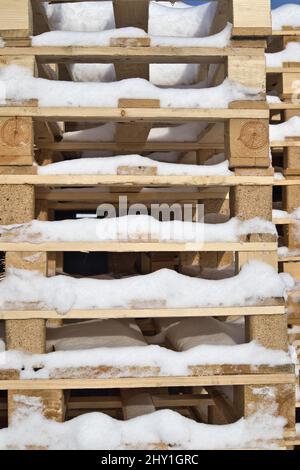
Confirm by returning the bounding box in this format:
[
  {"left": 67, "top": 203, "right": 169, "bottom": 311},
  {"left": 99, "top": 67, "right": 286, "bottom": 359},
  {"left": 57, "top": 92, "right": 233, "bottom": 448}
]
[
  {"left": 0, "top": 0, "right": 296, "bottom": 450},
  {"left": 268, "top": 14, "right": 300, "bottom": 448}
]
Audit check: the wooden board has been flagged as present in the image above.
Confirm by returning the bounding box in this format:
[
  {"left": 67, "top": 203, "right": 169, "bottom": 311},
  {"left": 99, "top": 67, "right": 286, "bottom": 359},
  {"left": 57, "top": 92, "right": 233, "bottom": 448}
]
[
  {"left": 0, "top": 107, "right": 270, "bottom": 122},
  {"left": 0, "top": 175, "right": 275, "bottom": 186},
  {"left": 0, "top": 46, "right": 265, "bottom": 64},
  {"left": 0, "top": 241, "right": 278, "bottom": 253},
  {"left": 0, "top": 303, "right": 285, "bottom": 320},
  {"left": 0, "top": 374, "right": 295, "bottom": 390}
]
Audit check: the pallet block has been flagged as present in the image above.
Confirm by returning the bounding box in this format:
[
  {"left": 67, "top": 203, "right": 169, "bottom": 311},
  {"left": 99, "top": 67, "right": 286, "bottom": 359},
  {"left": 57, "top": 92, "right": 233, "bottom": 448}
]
[
  {"left": 231, "top": 0, "right": 272, "bottom": 37},
  {"left": 0, "top": 0, "right": 32, "bottom": 43},
  {"left": 227, "top": 54, "right": 266, "bottom": 91},
  {"left": 0, "top": 117, "right": 34, "bottom": 166},
  {"left": 226, "top": 116, "right": 270, "bottom": 168}
]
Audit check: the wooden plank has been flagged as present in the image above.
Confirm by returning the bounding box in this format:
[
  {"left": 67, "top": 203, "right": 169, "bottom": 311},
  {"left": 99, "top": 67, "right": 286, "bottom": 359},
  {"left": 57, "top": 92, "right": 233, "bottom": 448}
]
[
  {"left": 271, "top": 140, "right": 300, "bottom": 148},
  {"left": 272, "top": 29, "right": 300, "bottom": 36},
  {"left": 0, "top": 46, "right": 264, "bottom": 64},
  {"left": 0, "top": 107, "right": 270, "bottom": 122},
  {"left": 0, "top": 375, "right": 295, "bottom": 391},
  {"left": 0, "top": 175, "right": 275, "bottom": 186},
  {"left": 0, "top": 304, "right": 285, "bottom": 320},
  {"left": 0, "top": 242, "right": 278, "bottom": 253},
  {"left": 35, "top": 141, "right": 224, "bottom": 152},
  {"left": 37, "top": 189, "right": 229, "bottom": 203}
]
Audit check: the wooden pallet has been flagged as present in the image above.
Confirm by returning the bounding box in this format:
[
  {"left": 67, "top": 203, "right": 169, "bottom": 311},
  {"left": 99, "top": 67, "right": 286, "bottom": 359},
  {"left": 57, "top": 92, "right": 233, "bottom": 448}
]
[{"left": 0, "top": 0, "right": 295, "bottom": 447}]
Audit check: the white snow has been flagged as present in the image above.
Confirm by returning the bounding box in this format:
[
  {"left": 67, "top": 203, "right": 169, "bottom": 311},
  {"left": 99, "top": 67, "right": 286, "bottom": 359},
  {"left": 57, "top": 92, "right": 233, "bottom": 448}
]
[
  {"left": 68, "top": 62, "right": 206, "bottom": 87},
  {"left": 0, "top": 406, "right": 285, "bottom": 450},
  {"left": 149, "top": 2, "right": 218, "bottom": 38},
  {"left": 0, "top": 215, "right": 277, "bottom": 244},
  {"left": 0, "top": 66, "right": 261, "bottom": 108},
  {"left": 63, "top": 122, "right": 115, "bottom": 142},
  {"left": 296, "top": 385, "right": 300, "bottom": 402},
  {"left": 278, "top": 246, "right": 300, "bottom": 258},
  {"left": 272, "top": 4, "right": 300, "bottom": 30},
  {"left": 44, "top": 1, "right": 115, "bottom": 32},
  {"left": 266, "top": 42, "right": 300, "bottom": 67},
  {"left": 32, "top": 24, "right": 232, "bottom": 48},
  {"left": 151, "top": 24, "right": 232, "bottom": 48},
  {"left": 270, "top": 116, "right": 300, "bottom": 141},
  {"left": 44, "top": 1, "right": 218, "bottom": 38},
  {"left": 267, "top": 95, "right": 282, "bottom": 104},
  {"left": 32, "top": 27, "right": 148, "bottom": 46},
  {"left": 38, "top": 155, "right": 232, "bottom": 177},
  {"left": 272, "top": 209, "right": 289, "bottom": 219},
  {"left": 0, "top": 341, "right": 292, "bottom": 380},
  {"left": 0, "top": 261, "right": 292, "bottom": 314},
  {"left": 274, "top": 172, "right": 285, "bottom": 180},
  {"left": 273, "top": 208, "right": 300, "bottom": 220},
  {"left": 63, "top": 122, "right": 207, "bottom": 143}
]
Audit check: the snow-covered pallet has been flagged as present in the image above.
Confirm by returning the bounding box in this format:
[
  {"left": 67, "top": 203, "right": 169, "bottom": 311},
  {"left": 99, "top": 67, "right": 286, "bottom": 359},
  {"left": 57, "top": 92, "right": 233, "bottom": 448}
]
[
  {"left": 0, "top": 0, "right": 297, "bottom": 449},
  {"left": 0, "top": 0, "right": 272, "bottom": 47}
]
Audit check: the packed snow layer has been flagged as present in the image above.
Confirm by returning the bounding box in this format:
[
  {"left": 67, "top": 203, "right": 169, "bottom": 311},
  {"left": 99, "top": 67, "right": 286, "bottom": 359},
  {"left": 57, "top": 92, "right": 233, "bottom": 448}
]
[
  {"left": 38, "top": 155, "right": 232, "bottom": 177},
  {"left": 44, "top": 1, "right": 115, "bottom": 32},
  {"left": 62, "top": 122, "right": 207, "bottom": 143},
  {"left": 0, "top": 66, "right": 260, "bottom": 108},
  {"left": 0, "top": 262, "right": 292, "bottom": 314},
  {"left": 44, "top": 1, "right": 217, "bottom": 38},
  {"left": 267, "top": 95, "right": 282, "bottom": 104},
  {"left": 32, "top": 27, "right": 148, "bottom": 46},
  {"left": 0, "top": 216, "right": 277, "bottom": 244},
  {"left": 266, "top": 42, "right": 300, "bottom": 67},
  {"left": 32, "top": 24, "right": 232, "bottom": 48},
  {"left": 272, "top": 4, "right": 300, "bottom": 30},
  {"left": 278, "top": 246, "right": 300, "bottom": 258},
  {"left": 0, "top": 406, "right": 285, "bottom": 450},
  {"left": 270, "top": 116, "right": 300, "bottom": 141},
  {"left": 149, "top": 2, "right": 218, "bottom": 38},
  {"left": 273, "top": 208, "right": 300, "bottom": 220},
  {"left": 69, "top": 62, "right": 204, "bottom": 87},
  {"left": 0, "top": 342, "right": 293, "bottom": 379}
]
